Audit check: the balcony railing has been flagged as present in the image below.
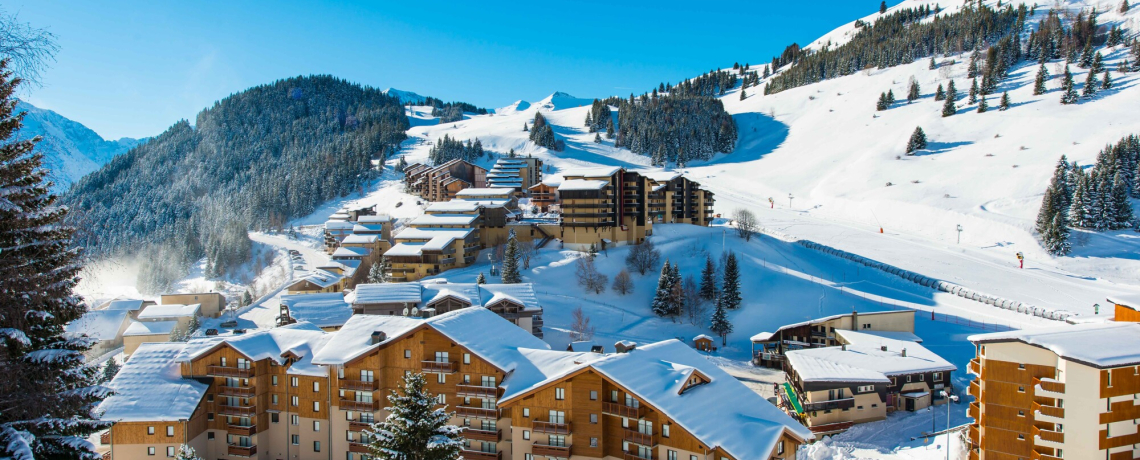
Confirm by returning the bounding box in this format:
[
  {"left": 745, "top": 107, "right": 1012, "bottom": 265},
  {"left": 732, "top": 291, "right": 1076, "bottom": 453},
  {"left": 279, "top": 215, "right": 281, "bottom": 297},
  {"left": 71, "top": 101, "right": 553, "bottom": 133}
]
[
  {"left": 968, "top": 402, "right": 979, "bottom": 421},
  {"left": 623, "top": 451, "right": 655, "bottom": 460},
  {"left": 456, "top": 405, "right": 498, "bottom": 419},
  {"left": 623, "top": 428, "right": 653, "bottom": 446},
  {"left": 339, "top": 399, "right": 378, "bottom": 412},
  {"left": 532, "top": 444, "right": 571, "bottom": 458},
  {"left": 340, "top": 379, "right": 378, "bottom": 391},
  {"left": 217, "top": 385, "right": 256, "bottom": 397},
  {"left": 227, "top": 445, "right": 257, "bottom": 457},
  {"left": 218, "top": 404, "right": 256, "bottom": 417},
  {"left": 1032, "top": 425, "right": 1064, "bottom": 444},
  {"left": 464, "top": 428, "right": 501, "bottom": 443},
  {"left": 462, "top": 450, "right": 501, "bottom": 460},
  {"left": 348, "top": 442, "right": 370, "bottom": 454},
  {"left": 602, "top": 402, "right": 645, "bottom": 419},
  {"left": 226, "top": 424, "right": 257, "bottom": 436},
  {"left": 968, "top": 381, "right": 980, "bottom": 399},
  {"left": 968, "top": 359, "right": 980, "bottom": 376},
  {"left": 1032, "top": 401, "right": 1064, "bottom": 420},
  {"left": 348, "top": 420, "right": 374, "bottom": 432},
  {"left": 207, "top": 365, "right": 255, "bottom": 378},
  {"left": 532, "top": 420, "right": 571, "bottom": 435},
  {"left": 1033, "top": 377, "right": 1065, "bottom": 396},
  {"left": 803, "top": 398, "right": 855, "bottom": 412},
  {"left": 421, "top": 360, "right": 457, "bottom": 374},
  {"left": 456, "top": 384, "right": 498, "bottom": 399}
]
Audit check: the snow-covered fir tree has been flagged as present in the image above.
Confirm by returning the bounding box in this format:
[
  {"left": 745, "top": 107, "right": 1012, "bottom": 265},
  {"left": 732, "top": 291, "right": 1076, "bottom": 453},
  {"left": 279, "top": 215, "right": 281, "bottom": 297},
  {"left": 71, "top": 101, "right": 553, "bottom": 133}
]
[
  {"left": 651, "top": 260, "right": 675, "bottom": 318},
  {"left": 968, "top": 77, "right": 979, "bottom": 104},
  {"left": 876, "top": 92, "right": 889, "bottom": 111},
  {"left": 907, "top": 79, "right": 920, "bottom": 102},
  {"left": 934, "top": 83, "right": 945, "bottom": 101},
  {"left": 1102, "top": 70, "right": 1113, "bottom": 90},
  {"left": 100, "top": 358, "right": 122, "bottom": 384},
  {"left": 1082, "top": 69, "right": 1099, "bottom": 98},
  {"left": 174, "top": 444, "right": 203, "bottom": 460},
  {"left": 365, "top": 373, "right": 463, "bottom": 460},
  {"left": 475, "top": 272, "right": 486, "bottom": 284},
  {"left": 1000, "top": 92, "right": 1011, "bottom": 110},
  {"left": 368, "top": 257, "right": 389, "bottom": 284},
  {"left": 1033, "top": 63, "right": 1048, "bottom": 95},
  {"left": 698, "top": 256, "right": 718, "bottom": 301},
  {"left": 1042, "top": 212, "right": 1072, "bottom": 256},
  {"left": 721, "top": 252, "right": 742, "bottom": 310},
  {"left": 0, "top": 60, "right": 110, "bottom": 460},
  {"left": 906, "top": 126, "right": 927, "bottom": 154},
  {"left": 709, "top": 295, "right": 733, "bottom": 346},
  {"left": 977, "top": 96, "right": 988, "bottom": 113},
  {"left": 1060, "top": 65, "right": 1079, "bottom": 104},
  {"left": 501, "top": 232, "right": 522, "bottom": 284}
]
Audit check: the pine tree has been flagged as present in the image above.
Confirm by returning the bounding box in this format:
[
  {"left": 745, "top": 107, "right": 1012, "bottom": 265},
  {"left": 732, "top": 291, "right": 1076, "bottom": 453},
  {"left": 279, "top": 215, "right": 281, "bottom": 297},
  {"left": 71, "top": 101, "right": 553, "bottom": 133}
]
[
  {"left": 1078, "top": 42, "right": 1094, "bottom": 68},
  {"left": 1042, "top": 212, "right": 1072, "bottom": 255},
  {"left": 365, "top": 373, "right": 463, "bottom": 460},
  {"left": 876, "top": 92, "right": 889, "bottom": 111},
  {"left": 594, "top": 133, "right": 602, "bottom": 143},
  {"left": 941, "top": 93, "right": 956, "bottom": 117},
  {"left": 651, "top": 261, "right": 674, "bottom": 318},
  {"left": 368, "top": 258, "right": 387, "bottom": 283},
  {"left": 886, "top": 89, "right": 895, "bottom": 104},
  {"left": 1069, "top": 175, "right": 1092, "bottom": 228},
  {"left": 1060, "top": 65, "right": 1079, "bottom": 104},
  {"left": 906, "top": 126, "right": 927, "bottom": 154},
  {"left": 1036, "top": 187, "right": 1059, "bottom": 235},
  {"left": 100, "top": 358, "right": 122, "bottom": 384},
  {"left": 929, "top": 56, "right": 937, "bottom": 70},
  {"left": 175, "top": 445, "right": 203, "bottom": 460},
  {"left": 698, "top": 256, "right": 718, "bottom": 301},
  {"left": 667, "top": 263, "right": 684, "bottom": 320},
  {"left": 1033, "top": 63, "right": 1049, "bottom": 95},
  {"left": 1092, "top": 52, "right": 1105, "bottom": 73},
  {"left": 935, "top": 83, "right": 945, "bottom": 101},
  {"left": 0, "top": 60, "right": 110, "bottom": 460},
  {"left": 1000, "top": 91, "right": 1011, "bottom": 110},
  {"left": 476, "top": 272, "right": 486, "bottom": 284},
  {"left": 969, "top": 77, "right": 979, "bottom": 104},
  {"left": 523, "top": 122, "right": 528, "bottom": 132},
  {"left": 1102, "top": 70, "right": 1113, "bottom": 90},
  {"left": 1111, "top": 171, "right": 1134, "bottom": 228},
  {"left": 721, "top": 252, "right": 742, "bottom": 310},
  {"left": 1082, "top": 69, "right": 1099, "bottom": 98},
  {"left": 241, "top": 290, "right": 252, "bottom": 306},
  {"left": 501, "top": 232, "right": 522, "bottom": 284},
  {"left": 710, "top": 296, "right": 733, "bottom": 346},
  {"left": 1123, "top": 0, "right": 1131, "bottom": 14},
  {"left": 946, "top": 80, "right": 957, "bottom": 102},
  {"left": 605, "top": 118, "right": 615, "bottom": 139},
  {"left": 739, "top": 88, "right": 746, "bottom": 100},
  {"left": 977, "top": 96, "right": 988, "bottom": 113},
  {"left": 880, "top": 1, "right": 888, "bottom": 14},
  {"left": 907, "top": 80, "right": 920, "bottom": 102}
]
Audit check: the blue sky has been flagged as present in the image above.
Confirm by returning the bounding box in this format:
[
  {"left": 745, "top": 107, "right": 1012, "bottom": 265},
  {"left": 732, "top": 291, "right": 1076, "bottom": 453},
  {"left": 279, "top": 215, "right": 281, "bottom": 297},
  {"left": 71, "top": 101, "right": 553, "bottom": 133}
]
[{"left": 9, "top": 1, "right": 874, "bottom": 140}]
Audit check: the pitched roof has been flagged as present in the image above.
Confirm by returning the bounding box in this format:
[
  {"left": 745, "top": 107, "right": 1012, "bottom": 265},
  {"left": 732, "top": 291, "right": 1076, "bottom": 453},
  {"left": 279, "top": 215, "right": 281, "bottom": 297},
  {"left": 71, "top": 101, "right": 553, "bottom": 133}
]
[
  {"left": 350, "top": 283, "right": 424, "bottom": 304},
  {"left": 137, "top": 303, "right": 200, "bottom": 320},
  {"left": 455, "top": 188, "right": 514, "bottom": 197},
  {"left": 341, "top": 234, "right": 380, "bottom": 245},
  {"left": 425, "top": 201, "right": 482, "bottom": 213},
  {"left": 103, "top": 299, "right": 146, "bottom": 312},
  {"left": 66, "top": 309, "right": 130, "bottom": 342},
  {"left": 479, "top": 283, "right": 541, "bottom": 310},
  {"left": 356, "top": 215, "right": 393, "bottom": 224},
  {"left": 176, "top": 322, "right": 329, "bottom": 368},
  {"left": 786, "top": 330, "right": 954, "bottom": 382},
  {"left": 98, "top": 342, "right": 208, "bottom": 422},
  {"left": 409, "top": 213, "right": 480, "bottom": 226},
  {"left": 968, "top": 322, "right": 1140, "bottom": 368},
  {"left": 287, "top": 269, "right": 344, "bottom": 290},
  {"left": 558, "top": 179, "right": 608, "bottom": 191},
  {"left": 124, "top": 320, "right": 178, "bottom": 337},
  {"left": 561, "top": 166, "right": 622, "bottom": 178},
  {"left": 280, "top": 292, "right": 353, "bottom": 328}
]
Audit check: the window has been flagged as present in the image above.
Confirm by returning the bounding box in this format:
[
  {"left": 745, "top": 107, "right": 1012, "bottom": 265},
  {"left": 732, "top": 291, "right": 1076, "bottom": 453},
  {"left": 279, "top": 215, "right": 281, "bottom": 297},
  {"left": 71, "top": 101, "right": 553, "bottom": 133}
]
[
  {"left": 611, "top": 390, "right": 619, "bottom": 402},
  {"left": 220, "top": 357, "right": 227, "bottom": 367},
  {"left": 1017, "top": 434, "right": 1025, "bottom": 440},
  {"left": 591, "top": 438, "right": 599, "bottom": 448},
  {"left": 523, "top": 408, "right": 530, "bottom": 418},
  {"left": 590, "top": 391, "right": 597, "bottom": 401},
  {"left": 147, "top": 447, "right": 155, "bottom": 456},
  {"left": 464, "top": 353, "right": 471, "bottom": 364},
  {"left": 207, "top": 413, "right": 214, "bottom": 421},
  {"left": 667, "top": 450, "right": 676, "bottom": 460},
  {"left": 777, "top": 441, "right": 785, "bottom": 455},
  {"left": 361, "top": 370, "right": 374, "bottom": 382},
  {"left": 207, "top": 432, "right": 215, "bottom": 440},
  {"left": 691, "top": 456, "right": 698, "bottom": 460},
  {"left": 272, "top": 394, "right": 279, "bottom": 405},
  {"left": 206, "top": 394, "right": 213, "bottom": 402},
  {"left": 271, "top": 413, "right": 279, "bottom": 423},
  {"left": 291, "top": 414, "right": 300, "bottom": 425},
  {"left": 314, "top": 421, "right": 321, "bottom": 431},
  {"left": 1018, "top": 410, "right": 1025, "bottom": 417},
  {"left": 405, "top": 349, "right": 411, "bottom": 359},
  {"left": 291, "top": 396, "right": 299, "bottom": 406},
  {"left": 436, "top": 394, "right": 446, "bottom": 405},
  {"left": 314, "top": 401, "right": 321, "bottom": 412},
  {"left": 1057, "top": 449, "right": 1064, "bottom": 458},
  {"left": 857, "top": 385, "right": 875, "bottom": 393},
  {"left": 166, "top": 426, "right": 174, "bottom": 437},
  {"left": 933, "top": 372, "right": 942, "bottom": 381},
  {"left": 166, "top": 447, "right": 175, "bottom": 457},
  {"left": 438, "top": 373, "right": 446, "bottom": 384},
  {"left": 1018, "top": 386, "right": 1025, "bottom": 393},
  {"left": 662, "top": 424, "right": 670, "bottom": 438},
  {"left": 291, "top": 377, "right": 299, "bottom": 387},
  {"left": 906, "top": 375, "right": 912, "bottom": 383},
  {"left": 313, "top": 381, "right": 320, "bottom": 392},
  {"left": 918, "top": 374, "right": 924, "bottom": 381},
  {"left": 292, "top": 434, "right": 300, "bottom": 445},
  {"left": 590, "top": 414, "right": 598, "bottom": 424},
  {"left": 314, "top": 441, "right": 321, "bottom": 452},
  {"left": 857, "top": 406, "right": 864, "bottom": 410},
  {"left": 147, "top": 426, "right": 155, "bottom": 435},
  {"left": 555, "top": 388, "right": 565, "bottom": 400},
  {"left": 525, "top": 455, "right": 533, "bottom": 460},
  {"left": 523, "top": 430, "right": 530, "bottom": 440}
]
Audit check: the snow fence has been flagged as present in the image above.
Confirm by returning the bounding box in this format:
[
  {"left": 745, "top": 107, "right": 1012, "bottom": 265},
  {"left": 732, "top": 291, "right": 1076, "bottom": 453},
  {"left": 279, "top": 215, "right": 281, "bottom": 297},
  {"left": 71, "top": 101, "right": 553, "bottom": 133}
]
[{"left": 797, "top": 241, "right": 1075, "bottom": 322}]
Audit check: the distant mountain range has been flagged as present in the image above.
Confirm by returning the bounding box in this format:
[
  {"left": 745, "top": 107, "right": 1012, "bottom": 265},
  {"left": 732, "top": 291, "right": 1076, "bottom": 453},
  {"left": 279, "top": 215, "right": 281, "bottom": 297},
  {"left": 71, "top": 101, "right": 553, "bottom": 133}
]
[{"left": 15, "top": 101, "right": 143, "bottom": 192}]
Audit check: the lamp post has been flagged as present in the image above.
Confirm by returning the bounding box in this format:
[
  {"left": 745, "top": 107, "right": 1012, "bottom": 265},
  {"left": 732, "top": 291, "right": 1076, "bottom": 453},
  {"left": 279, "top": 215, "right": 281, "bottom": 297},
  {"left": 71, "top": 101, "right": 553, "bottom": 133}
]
[
  {"left": 956, "top": 224, "right": 963, "bottom": 244},
  {"left": 788, "top": 193, "right": 794, "bottom": 209}
]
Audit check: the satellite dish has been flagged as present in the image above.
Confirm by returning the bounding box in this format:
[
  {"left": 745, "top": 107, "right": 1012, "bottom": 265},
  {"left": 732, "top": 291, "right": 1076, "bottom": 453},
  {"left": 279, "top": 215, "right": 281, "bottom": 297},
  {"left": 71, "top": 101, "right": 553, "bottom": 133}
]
[
  {"left": 411, "top": 307, "right": 420, "bottom": 316},
  {"left": 402, "top": 307, "right": 409, "bottom": 316}
]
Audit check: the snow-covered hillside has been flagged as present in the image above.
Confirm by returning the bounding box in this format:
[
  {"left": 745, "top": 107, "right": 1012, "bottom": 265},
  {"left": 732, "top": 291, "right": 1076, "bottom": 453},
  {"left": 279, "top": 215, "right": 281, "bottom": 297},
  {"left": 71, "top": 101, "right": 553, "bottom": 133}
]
[{"left": 16, "top": 101, "right": 142, "bottom": 191}]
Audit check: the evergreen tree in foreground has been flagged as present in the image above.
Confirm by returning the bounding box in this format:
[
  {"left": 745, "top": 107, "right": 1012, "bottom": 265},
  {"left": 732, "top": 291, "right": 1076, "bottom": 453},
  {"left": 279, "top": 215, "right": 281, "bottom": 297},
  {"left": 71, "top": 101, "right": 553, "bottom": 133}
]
[
  {"left": 1042, "top": 212, "right": 1071, "bottom": 256},
  {"left": 100, "top": 358, "right": 122, "bottom": 384},
  {"left": 907, "top": 80, "right": 920, "bottom": 102},
  {"left": 1000, "top": 92, "right": 1011, "bottom": 110},
  {"left": 941, "top": 93, "right": 956, "bottom": 117},
  {"left": 368, "top": 257, "right": 389, "bottom": 283},
  {"left": 710, "top": 296, "right": 733, "bottom": 346},
  {"left": 365, "top": 373, "right": 463, "bottom": 460},
  {"left": 906, "top": 126, "right": 927, "bottom": 154},
  {"left": 977, "top": 96, "right": 988, "bottom": 113},
  {"left": 721, "top": 252, "right": 742, "bottom": 310},
  {"left": 501, "top": 232, "right": 522, "bottom": 284},
  {"left": 651, "top": 260, "right": 675, "bottom": 318},
  {"left": 1033, "top": 63, "right": 1049, "bottom": 95},
  {"left": 934, "top": 83, "right": 945, "bottom": 101},
  {"left": 0, "top": 59, "right": 110, "bottom": 460},
  {"left": 698, "top": 256, "right": 719, "bottom": 301},
  {"left": 175, "top": 445, "right": 203, "bottom": 460},
  {"left": 476, "top": 272, "right": 486, "bottom": 284},
  {"left": 1082, "top": 69, "right": 1099, "bottom": 98}
]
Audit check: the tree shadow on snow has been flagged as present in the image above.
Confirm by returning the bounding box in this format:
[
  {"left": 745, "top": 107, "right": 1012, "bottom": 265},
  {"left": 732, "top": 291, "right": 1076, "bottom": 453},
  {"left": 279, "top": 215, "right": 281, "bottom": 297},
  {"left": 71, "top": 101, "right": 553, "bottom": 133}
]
[
  {"left": 701, "top": 112, "right": 790, "bottom": 165},
  {"left": 911, "top": 140, "right": 973, "bottom": 156}
]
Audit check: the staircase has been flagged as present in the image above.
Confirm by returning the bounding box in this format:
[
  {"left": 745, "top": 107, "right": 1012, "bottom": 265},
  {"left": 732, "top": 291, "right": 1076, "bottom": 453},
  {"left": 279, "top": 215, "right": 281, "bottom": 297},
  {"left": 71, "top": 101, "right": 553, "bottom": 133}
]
[{"left": 532, "top": 224, "right": 554, "bottom": 249}]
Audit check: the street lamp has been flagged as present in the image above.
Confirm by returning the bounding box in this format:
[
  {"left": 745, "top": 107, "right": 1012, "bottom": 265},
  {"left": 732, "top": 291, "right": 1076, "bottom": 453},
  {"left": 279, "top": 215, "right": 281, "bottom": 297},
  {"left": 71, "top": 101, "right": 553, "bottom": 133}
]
[
  {"left": 956, "top": 224, "right": 963, "bottom": 244},
  {"left": 788, "top": 193, "right": 794, "bottom": 209}
]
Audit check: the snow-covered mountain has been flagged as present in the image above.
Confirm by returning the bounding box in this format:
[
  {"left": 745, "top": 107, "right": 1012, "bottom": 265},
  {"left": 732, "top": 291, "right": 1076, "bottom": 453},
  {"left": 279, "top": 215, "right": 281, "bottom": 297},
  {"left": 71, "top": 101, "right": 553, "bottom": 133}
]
[
  {"left": 382, "top": 87, "right": 426, "bottom": 105},
  {"left": 16, "top": 101, "right": 142, "bottom": 192}
]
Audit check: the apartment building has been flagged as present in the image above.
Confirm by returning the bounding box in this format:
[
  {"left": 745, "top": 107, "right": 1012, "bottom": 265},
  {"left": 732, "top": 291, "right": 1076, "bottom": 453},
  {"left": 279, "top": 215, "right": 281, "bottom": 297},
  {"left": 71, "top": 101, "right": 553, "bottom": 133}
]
[
  {"left": 66, "top": 308, "right": 132, "bottom": 360},
  {"left": 100, "top": 308, "right": 809, "bottom": 460},
  {"left": 284, "top": 269, "right": 346, "bottom": 295},
  {"left": 527, "top": 181, "right": 559, "bottom": 212},
  {"left": 486, "top": 157, "right": 544, "bottom": 195},
  {"left": 555, "top": 167, "right": 651, "bottom": 251},
  {"left": 348, "top": 281, "right": 544, "bottom": 337},
  {"left": 750, "top": 310, "right": 916, "bottom": 368},
  {"left": 404, "top": 159, "right": 489, "bottom": 202},
  {"left": 966, "top": 320, "right": 1140, "bottom": 460},
  {"left": 161, "top": 292, "right": 227, "bottom": 318},
  {"left": 277, "top": 292, "right": 353, "bottom": 330},
  {"left": 642, "top": 171, "right": 715, "bottom": 226},
  {"left": 781, "top": 329, "right": 955, "bottom": 435},
  {"left": 385, "top": 203, "right": 483, "bottom": 282}
]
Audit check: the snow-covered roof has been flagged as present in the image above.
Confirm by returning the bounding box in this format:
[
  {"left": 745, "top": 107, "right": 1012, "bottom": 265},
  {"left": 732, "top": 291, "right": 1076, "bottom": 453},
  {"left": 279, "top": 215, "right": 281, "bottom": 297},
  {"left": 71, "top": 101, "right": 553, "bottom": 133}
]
[
  {"left": 425, "top": 201, "right": 482, "bottom": 213},
  {"left": 310, "top": 314, "right": 424, "bottom": 365},
  {"left": 640, "top": 170, "right": 682, "bottom": 182},
  {"left": 352, "top": 283, "right": 424, "bottom": 304},
  {"left": 409, "top": 213, "right": 479, "bottom": 226},
  {"left": 968, "top": 322, "right": 1140, "bottom": 368},
  {"left": 353, "top": 223, "right": 385, "bottom": 234},
  {"left": 175, "top": 322, "right": 330, "bottom": 374},
  {"left": 786, "top": 330, "right": 954, "bottom": 382},
  {"left": 356, "top": 215, "right": 393, "bottom": 224},
  {"left": 288, "top": 269, "right": 344, "bottom": 290},
  {"left": 749, "top": 310, "right": 912, "bottom": 342},
  {"left": 385, "top": 242, "right": 426, "bottom": 257},
  {"left": 98, "top": 342, "right": 208, "bottom": 422},
  {"left": 324, "top": 220, "right": 354, "bottom": 230},
  {"left": 281, "top": 292, "right": 353, "bottom": 328},
  {"left": 124, "top": 320, "right": 178, "bottom": 337},
  {"left": 394, "top": 228, "right": 474, "bottom": 251},
  {"left": 561, "top": 166, "right": 621, "bottom": 178},
  {"left": 558, "top": 179, "right": 608, "bottom": 191},
  {"left": 104, "top": 299, "right": 145, "bottom": 312},
  {"left": 479, "top": 283, "right": 541, "bottom": 310},
  {"left": 455, "top": 188, "right": 513, "bottom": 197},
  {"left": 341, "top": 234, "right": 379, "bottom": 245},
  {"left": 837, "top": 329, "right": 922, "bottom": 343},
  {"left": 66, "top": 309, "right": 130, "bottom": 342},
  {"left": 568, "top": 341, "right": 598, "bottom": 352},
  {"left": 137, "top": 303, "right": 200, "bottom": 320},
  {"left": 332, "top": 246, "right": 371, "bottom": 257},
  {"left": 422, "top": 283, "right": 482, "bottom": 307},
  {"left": 454, "top": 198, "right": 510, "bottom": 207},
  {"left": 499, "top": 348, "right": 605, "bottom": 400},
  {"left": 693, "top": 334, "right": 713, "bottom": 342}
]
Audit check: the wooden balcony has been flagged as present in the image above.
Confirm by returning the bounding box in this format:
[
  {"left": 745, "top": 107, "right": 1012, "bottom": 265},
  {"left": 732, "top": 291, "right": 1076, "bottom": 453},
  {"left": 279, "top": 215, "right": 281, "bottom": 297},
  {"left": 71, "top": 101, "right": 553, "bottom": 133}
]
[
  {"left": 532, "top": 444, "right": 571, "bottom": 458},
  {"left": 99, "top": 431, "right": 110, "bottom": 445},
  {"left": 1030, "top": 450, "right": 1061, "bottom": 460},
  {"left": 968, "top": 380, "right": 980, "bottom": 399},
  {"left": 227, "top": 445, "right": 256, "bottom": 457},
  {"left": 803, "top": 398, "right": 855, "bottom": 412},
  {"left": 456, "top": 384, "right": 498, "bottom": 399},
  {"left": 1032, "top": 401, "right": 1064, "bottom": 420},
  {"left": 226, "top": 424, "right": 257, "bottom": 436},
  {"left": 217, "top": 385, "right": 256, "bottom": 397},
  {"left": 968, "top": 425, "right": 980, "bottom": 447},
  {"left": 968, "top": 359, "right": 980, "bottom": 376},
  {"left": 207, "top": 365, "right": 255, "bottom": 378},
  {"left": 218, "top": 404, "right": 256, "bottom": 417},
  {"left": 1033, "top": 377, "right": 1065, "bottom": 396},
  {"left": 348, "top": 442, "right": 370, "bottom": 454},
  {"left": 339, "top": 379, "right": 378, "bottom": 392},
  {"left": 421, "top": 360, "right": 457, "bottom": 374},
  {"left": 339, "top": 399, "right": 378, "bottom": 412},
  {"left": 462, "top": 450, "right": 501, "bottom": 460},
  {"left": 464, "top": 428, "right": 501, "bottom": 443},
  {"left": 623, "top": 451, "right": 655, "bottom": 460},
  {"left": 602, "top": 401, "right": 645, "bottom": 419},
  {"left": 623, "top": 428, "right": 654, "bottom": 446},
  {"left": 348, "top": 420, "right": 374, "bottom": 432},
  {"left": 1032, "top": 425, "right": 1064, "bottom": 444},
  {"left": 533, "top": 420, "right": 571, "bottom": 435},
  {"left": 968, "top": 402, "right": 979, "bottom": 421},
  {"left": 456, "top": 405, "right": 498, "bottom": 419}
]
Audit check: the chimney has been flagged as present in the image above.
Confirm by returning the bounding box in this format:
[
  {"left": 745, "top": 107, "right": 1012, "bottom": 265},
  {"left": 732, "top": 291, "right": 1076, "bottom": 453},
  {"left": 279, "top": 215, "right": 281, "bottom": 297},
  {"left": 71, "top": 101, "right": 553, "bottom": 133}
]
[
  {"left": 852, "top": 309, "right": 859, "bottom": 330},
  {"left": 881, "top": 345, "right": 888, "bottom": 352},
  {"left": 370, "top": 331, "right": 387, "bottom": 344},
  {"left": 841, "top": 344, "right": 847, "bottom": 351},
  {"left": 902, "top": 348, "right": 907, "bottom": 357}
]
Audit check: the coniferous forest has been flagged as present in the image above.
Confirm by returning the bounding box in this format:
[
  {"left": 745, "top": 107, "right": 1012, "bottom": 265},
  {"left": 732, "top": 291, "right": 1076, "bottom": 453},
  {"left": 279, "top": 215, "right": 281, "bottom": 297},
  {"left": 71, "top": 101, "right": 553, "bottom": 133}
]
[
  {"left": 63, "top": 75, "right": 409, "bottom": 292},
  {"left": 614, "top": 93, "right": 737, "bottom": 165}
]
